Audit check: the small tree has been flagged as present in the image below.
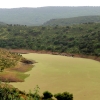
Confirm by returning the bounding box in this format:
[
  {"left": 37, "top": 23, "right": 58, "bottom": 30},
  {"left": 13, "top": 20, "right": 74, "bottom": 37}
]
[
  {"left": 43, "top": 91, "right": 53, "bottom": 99},
  {"left": 54, "top": 93, "right": 62, "bottom": 100}
]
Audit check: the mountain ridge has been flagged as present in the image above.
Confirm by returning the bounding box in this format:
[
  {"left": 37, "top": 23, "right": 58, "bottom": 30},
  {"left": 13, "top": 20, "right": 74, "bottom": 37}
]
[
  {"left": 0, "top": 6, "right": 100, "bottom": 25},
  {"left": 43, "top": 15, "right": 100, "bottom": 26}
]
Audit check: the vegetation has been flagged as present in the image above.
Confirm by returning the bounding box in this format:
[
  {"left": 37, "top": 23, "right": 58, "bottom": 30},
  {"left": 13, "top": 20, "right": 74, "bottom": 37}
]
[
  {"left": 0, "top": 10, "right": 100, "bottom": 99},
  {"left": 0, "top": 7, "right": 100, "bottom": 25},
  {"left": 0, "top": 23, "right": 100, "bottom": 56},
  {"left": 43, "top": 15, "right": 100, "bottom": 26},
  {"left": 0, "top": 48, "right": 22, "bottom": 71},
  {"left": 0, "top": 48, "right": 33, "bottom": 82},
  {"left": 0, "top": 22, "right": 99, "bottom": 99},
  {"left": 0, "top": 82, "right": 73, "bottom": 100},
  {"left": 54, "top": 92, "right": 73, "bottom": 100},
  {"left": 43, "top": 91, "right": 53, "bottom": 99}
]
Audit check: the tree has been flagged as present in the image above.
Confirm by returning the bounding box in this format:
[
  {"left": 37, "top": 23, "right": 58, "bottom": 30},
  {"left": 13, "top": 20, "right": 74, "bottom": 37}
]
[{"left": 43, "top": 91, "right": 53, "bottom": 99}]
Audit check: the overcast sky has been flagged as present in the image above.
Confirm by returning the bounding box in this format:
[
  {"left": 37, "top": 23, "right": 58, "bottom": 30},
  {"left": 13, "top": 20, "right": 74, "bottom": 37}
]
[{"left": 0, "top": 0, "right": 100, "bottom": 8}]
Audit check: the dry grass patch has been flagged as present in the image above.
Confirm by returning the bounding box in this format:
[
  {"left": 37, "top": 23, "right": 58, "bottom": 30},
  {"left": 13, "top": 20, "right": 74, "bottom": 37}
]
[
  {"left": 0, "top": 72, "right": 23, "bottom": 82},
  {"left": 10, "top": 62, "right": 34, "bottom": 72},
  {"left": 0, "top": 61, "right": 34, "bottom": 82},
  {"left": 0, "top": 48, "right": 34, "bottom": 82}
]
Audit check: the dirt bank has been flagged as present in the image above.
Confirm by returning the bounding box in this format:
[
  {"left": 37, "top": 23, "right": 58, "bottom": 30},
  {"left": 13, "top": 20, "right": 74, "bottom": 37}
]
[{"left": 9, "top": 49, "right": 100, "bottom": 62}]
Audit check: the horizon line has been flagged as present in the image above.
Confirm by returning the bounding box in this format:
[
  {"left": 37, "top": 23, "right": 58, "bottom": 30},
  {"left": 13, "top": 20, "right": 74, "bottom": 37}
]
[{"left": 0, "top": 6, "right": 100, "bottom": 9}]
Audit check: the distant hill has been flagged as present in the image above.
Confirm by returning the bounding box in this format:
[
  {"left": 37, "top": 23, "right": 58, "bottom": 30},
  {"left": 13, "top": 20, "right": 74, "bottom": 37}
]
[
  {"left": 0, "top": 22, "right": 6, "bottom": 25},
  {"left": 0, "top": 6, "right": 100, "bottom": 25},
  {"left": 43, "top": 16, "right": 100, "bottom": 26}
]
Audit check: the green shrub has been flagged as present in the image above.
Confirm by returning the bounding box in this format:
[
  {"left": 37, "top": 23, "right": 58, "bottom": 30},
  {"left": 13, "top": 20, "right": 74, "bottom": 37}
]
[
  {"left": 54, "top": 93, "right": 62, "bottom": 100},
  {"left": 43, "top": 91, "right": 53, "bottom": 99},
  {"left": 54, "top": 92, "right": 73, "bottom": 100}
]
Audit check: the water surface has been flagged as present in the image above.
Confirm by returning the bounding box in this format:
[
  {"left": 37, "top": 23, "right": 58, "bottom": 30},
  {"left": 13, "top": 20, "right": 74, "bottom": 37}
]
[{"left": 10, "top": 53, "right": 100, "bottom": 100}]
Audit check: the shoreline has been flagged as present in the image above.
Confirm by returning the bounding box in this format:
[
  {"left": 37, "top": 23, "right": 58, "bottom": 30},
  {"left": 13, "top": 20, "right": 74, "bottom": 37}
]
[{"left": 9, "top": 49, "right": 100, "bottom": 62}]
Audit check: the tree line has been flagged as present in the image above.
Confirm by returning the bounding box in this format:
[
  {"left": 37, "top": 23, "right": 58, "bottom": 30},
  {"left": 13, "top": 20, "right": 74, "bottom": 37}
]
[{"left": 0, "top": 23, "right": 100, "bottom": 56}]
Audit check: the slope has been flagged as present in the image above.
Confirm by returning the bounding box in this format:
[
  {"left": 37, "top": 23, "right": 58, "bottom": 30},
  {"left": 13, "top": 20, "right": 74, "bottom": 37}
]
[
  {"left": 0, "top": 6, "right": 100, "bottom": 25},
  {"left": 0, "top": 23, "right": 100, "bottom": 56},
  {"left": 43, "top": 15, "right": 100, "bottom": 26}
]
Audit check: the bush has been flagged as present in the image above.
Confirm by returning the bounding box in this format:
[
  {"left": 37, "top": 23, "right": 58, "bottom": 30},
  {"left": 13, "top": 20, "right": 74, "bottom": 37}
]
[
  {"left": 54, "top": 93, "right": 62, "bottom": 100},
  {"left": 54, "top": 92, "right": 73, "bottom": 100},
  {"left": 43, "top": 91, "right": 53, "bottom": 99}
]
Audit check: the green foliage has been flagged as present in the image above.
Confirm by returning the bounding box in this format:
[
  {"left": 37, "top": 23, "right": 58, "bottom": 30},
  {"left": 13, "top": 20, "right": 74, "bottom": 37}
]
[
  {"left": 54, "top": 92, "right": 73, "bottom": 100},
  {"left": 0, "top": 23, "right": 100, "bottom": 56},
  {"left": 0, "top": 82, "right": 21, "bottom": 100},
  {"left": 33, "top": 85, "right": 40, "bottom": 100},
  {"left": 0, "top": 49, "right": 23, "bottom": 71},
  {"left": 0, "top": 81, "right": 73, "bottom": 100},
  {"left": 43, "top": 91, "right": 53, "bottom": 99}
]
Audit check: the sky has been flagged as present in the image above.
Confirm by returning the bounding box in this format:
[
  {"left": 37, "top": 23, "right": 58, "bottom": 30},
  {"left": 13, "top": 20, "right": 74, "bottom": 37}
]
[{"left": 0, "top": 0, "right": 100, "bottom": 8}]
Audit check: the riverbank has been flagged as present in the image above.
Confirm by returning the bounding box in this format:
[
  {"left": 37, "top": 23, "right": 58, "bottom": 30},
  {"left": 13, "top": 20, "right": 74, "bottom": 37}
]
[{"left": 9, "top": 49, "right": 100, "bottom": 62}]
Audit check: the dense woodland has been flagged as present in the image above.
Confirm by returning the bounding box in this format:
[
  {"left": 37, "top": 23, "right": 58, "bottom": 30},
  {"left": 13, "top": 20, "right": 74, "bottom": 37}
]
[{"left": 0, "top": 23, "right": 100, "bottom": 56}]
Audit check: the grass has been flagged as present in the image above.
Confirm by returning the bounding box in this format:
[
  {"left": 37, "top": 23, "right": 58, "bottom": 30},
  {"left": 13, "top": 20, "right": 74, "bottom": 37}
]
[
  {"left": 16, "top": 72, "right": 30, "bottom": 81},
  {"left": 10, "top": 53, "right": 100, "bottom": 100},
  {"left": 0, "top": 61, "right": 34, "bottom": 82},
  {"left": 0, "top": 48, "right": 34, "bottom": 82},
  {"left": 0, "top": 70, "right": 30, "bottom": 82}
]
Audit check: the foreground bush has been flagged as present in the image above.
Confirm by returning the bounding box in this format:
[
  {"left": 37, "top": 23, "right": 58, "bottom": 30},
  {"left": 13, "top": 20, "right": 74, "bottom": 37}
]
[
  {"left": 43, "top": 91, "right": 53, "bottom": 99},
  {"left": 54, "top": 92, "right": 73, "bottom": 100},
  {"left": 0, "top": 82, "right": 73, "bottom": 100}
]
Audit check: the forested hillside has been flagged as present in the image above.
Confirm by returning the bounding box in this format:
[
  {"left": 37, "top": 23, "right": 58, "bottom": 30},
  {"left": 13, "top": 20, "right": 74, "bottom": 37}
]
[
  {"left": 0, "top": 23, "right": 100, "bottom": 56},
  {"left": 43, "top": 16, "right": 100, "bottom": 26},
  {"left": 0, "top": 6, "right": 100, "bottom": 25}
]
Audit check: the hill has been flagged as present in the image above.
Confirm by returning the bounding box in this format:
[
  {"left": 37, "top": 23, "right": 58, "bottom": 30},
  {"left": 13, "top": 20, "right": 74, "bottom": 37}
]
[
  {"left": 0, "top": 6, "right": 100, "bottom": 25},
  {"left": 0, "top": 23, "right": 100, "bottom": 57},
  {"left": 43, "top": 16, "right": 100, "bottom": 26}
]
